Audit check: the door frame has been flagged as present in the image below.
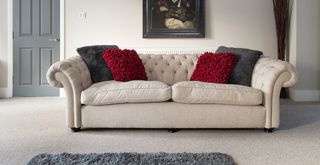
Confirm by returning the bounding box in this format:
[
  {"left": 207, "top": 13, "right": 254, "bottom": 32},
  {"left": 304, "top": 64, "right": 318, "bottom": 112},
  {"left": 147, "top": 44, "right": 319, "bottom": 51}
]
[{"left": 8, "top": 0, "right": 65, "bottom": 97}]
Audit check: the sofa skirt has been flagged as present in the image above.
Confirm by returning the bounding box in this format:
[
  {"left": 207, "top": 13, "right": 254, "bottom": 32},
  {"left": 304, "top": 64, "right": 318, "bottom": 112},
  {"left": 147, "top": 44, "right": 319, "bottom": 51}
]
[{"left": 81, "top": 102, "right": 266, "bottom": 128}]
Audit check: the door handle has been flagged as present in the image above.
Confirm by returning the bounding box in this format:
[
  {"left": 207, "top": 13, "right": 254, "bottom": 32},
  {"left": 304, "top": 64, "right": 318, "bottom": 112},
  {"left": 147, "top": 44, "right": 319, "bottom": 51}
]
[{"left": 48, "top": 38, "right": 60, "bottom": 42}]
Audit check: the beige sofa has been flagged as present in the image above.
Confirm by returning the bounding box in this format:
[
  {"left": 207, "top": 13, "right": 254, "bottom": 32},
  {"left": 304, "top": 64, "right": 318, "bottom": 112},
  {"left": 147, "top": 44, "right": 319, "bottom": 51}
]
[{"left": 47, "top": 54, "right": 297, "bottom": 133}]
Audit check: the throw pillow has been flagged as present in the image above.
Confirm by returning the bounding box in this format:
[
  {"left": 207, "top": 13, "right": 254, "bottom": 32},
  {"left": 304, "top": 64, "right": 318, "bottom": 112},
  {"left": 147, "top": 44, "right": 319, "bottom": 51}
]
[
  {"left": 191, "top": 52, "right": 238, "bottom": 84},
  {"left": 215, "top": 46, "right": 263, "bottom": 86},
  {"left": 77, "top": 45, "right": 118, "bottom": 83},
  {"left": 102, "top": 48, "right": 147, "bottom": 82}
]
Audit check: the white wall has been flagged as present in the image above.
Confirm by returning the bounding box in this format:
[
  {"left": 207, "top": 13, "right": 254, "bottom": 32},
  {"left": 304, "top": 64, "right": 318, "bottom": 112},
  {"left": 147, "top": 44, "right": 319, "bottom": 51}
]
[
  {"left": 0, "top": 0, "right": 8, "bottom": 88},
  {"left": 289, "top": 0, "right": 320, "bottom": 101},
  {"left": 0, "top": 0, "right": 12, "bottom": 98},
  {"left": 65, "top": 0, "right": 277, "bottom": 58}
]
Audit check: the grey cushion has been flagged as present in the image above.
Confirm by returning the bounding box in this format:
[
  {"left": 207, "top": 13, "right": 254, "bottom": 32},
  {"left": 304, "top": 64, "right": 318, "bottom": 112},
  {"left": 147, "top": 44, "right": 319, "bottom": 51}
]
[
  {"left": 77, "top": 45, "right": 118, "bottom": 83},
  {"left": 216, "top": 46, "right": 262, "bottom": 86}
]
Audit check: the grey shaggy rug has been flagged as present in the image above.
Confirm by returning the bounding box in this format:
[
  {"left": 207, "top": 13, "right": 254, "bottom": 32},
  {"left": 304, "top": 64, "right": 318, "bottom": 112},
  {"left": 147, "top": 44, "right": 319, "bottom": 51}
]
[{"left": 27, "top": 152, "right": 235, "bottom": 165}]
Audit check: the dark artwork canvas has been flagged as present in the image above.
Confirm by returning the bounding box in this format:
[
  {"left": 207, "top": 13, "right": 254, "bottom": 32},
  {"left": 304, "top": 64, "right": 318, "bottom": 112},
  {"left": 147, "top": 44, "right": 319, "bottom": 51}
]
[
  {"left": 152, "top": 0, "right": 196, "bottom": 29},
  {"left": 143, "top": 0, "right": 205, "bottom": 38}
]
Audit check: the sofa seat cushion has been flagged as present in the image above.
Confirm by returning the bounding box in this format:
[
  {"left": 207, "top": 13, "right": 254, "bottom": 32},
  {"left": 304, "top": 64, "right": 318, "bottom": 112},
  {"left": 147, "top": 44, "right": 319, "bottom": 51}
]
[
  {"left": 81, "top": 81, "right": 171, "bottom": 105},
  {"left": 172, "top": 81, "right": 262, "bottom": 105}
]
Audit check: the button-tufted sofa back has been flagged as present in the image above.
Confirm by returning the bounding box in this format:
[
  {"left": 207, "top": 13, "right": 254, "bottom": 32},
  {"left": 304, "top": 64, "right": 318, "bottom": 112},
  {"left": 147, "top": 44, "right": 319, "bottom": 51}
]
[{"left": 139, "top": 54, "right": 201, "bottom": 85}]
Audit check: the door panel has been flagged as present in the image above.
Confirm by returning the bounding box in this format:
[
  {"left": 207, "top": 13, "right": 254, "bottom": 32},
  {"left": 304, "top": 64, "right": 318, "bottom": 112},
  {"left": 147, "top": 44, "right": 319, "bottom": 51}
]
[
  {"left": 40, "top": 0, "right": 53, "bottom": 36},
  {"left": 39, "top": 48, "right": 53, "bottom": 85},
  {"left": 13, "top": 0, "right": 60, "bottom": 96},
  {"left": 19, "top": 48, "right": 33, "bottom": 85},
  {"left": 20, "top": 0, "right": 33, "bottom": 36}
]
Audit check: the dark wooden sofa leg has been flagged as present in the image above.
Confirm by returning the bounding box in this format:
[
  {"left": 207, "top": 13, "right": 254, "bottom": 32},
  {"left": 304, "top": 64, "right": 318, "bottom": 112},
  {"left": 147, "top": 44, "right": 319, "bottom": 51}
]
[
  {"left": 168, "top": 129, "right": 181, "bottom": 133},
  {"left": 264, "top": 128, "right": 274, "bottom": 133},
  {"left": 71, "top": 127, "right": 81, "bottom": 132}
]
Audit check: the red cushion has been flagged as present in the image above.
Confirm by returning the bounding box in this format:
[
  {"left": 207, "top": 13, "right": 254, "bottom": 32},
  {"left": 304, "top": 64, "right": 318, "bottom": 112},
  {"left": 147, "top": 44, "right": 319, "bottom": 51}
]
[
  {"left": 191, "top": 52, "right": 238, "bottom": 84},
  {"left": 102, "top": 48, "right": 147, "bottom": 82}
]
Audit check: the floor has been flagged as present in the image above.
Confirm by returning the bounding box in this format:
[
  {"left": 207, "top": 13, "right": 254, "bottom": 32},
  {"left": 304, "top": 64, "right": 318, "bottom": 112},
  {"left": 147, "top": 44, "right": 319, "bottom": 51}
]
[{"left": 0, "top": 97, "right": 320, "bottom": 165}]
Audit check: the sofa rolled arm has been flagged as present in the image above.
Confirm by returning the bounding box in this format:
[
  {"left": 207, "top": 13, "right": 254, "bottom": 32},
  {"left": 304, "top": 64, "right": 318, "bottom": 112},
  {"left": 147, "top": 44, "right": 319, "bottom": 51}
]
[
  {"left": 47, "top": 56, "right": 92, "bottom": 128},
  {"left": 251, "top": 57, "right": 298, "bottom": 128}
]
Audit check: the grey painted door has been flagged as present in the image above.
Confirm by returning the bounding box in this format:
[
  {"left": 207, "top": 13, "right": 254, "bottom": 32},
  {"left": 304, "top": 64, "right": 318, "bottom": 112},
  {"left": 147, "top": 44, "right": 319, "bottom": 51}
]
[{"left": 13, "top": 0, "right": 60, "bottom": 96}]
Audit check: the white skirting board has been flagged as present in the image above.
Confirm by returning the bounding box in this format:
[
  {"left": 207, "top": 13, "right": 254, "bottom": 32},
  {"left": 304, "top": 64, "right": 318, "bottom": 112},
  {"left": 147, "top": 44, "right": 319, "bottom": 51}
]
[
  {"left": 59, "top": 89, "right": 65, "bottom": 97},
  {"left": 0, "top": 88, "right": 11, "bottom": 98},
  {"left": 289, "top": 89, "right": 320, "bottom": 102}
]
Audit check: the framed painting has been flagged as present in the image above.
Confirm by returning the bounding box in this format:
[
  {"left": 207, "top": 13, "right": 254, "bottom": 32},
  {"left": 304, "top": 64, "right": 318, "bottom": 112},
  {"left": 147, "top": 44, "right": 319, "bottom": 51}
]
[{"left": 143, "top": 0, "right": 205, "bottom": 38}]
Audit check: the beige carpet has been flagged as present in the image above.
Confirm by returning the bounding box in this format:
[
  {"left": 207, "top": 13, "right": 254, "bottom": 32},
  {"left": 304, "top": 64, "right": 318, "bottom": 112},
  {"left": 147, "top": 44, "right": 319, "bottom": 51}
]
[{"left": 0, "top": 97, "right": 320, "bottom": 165}]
